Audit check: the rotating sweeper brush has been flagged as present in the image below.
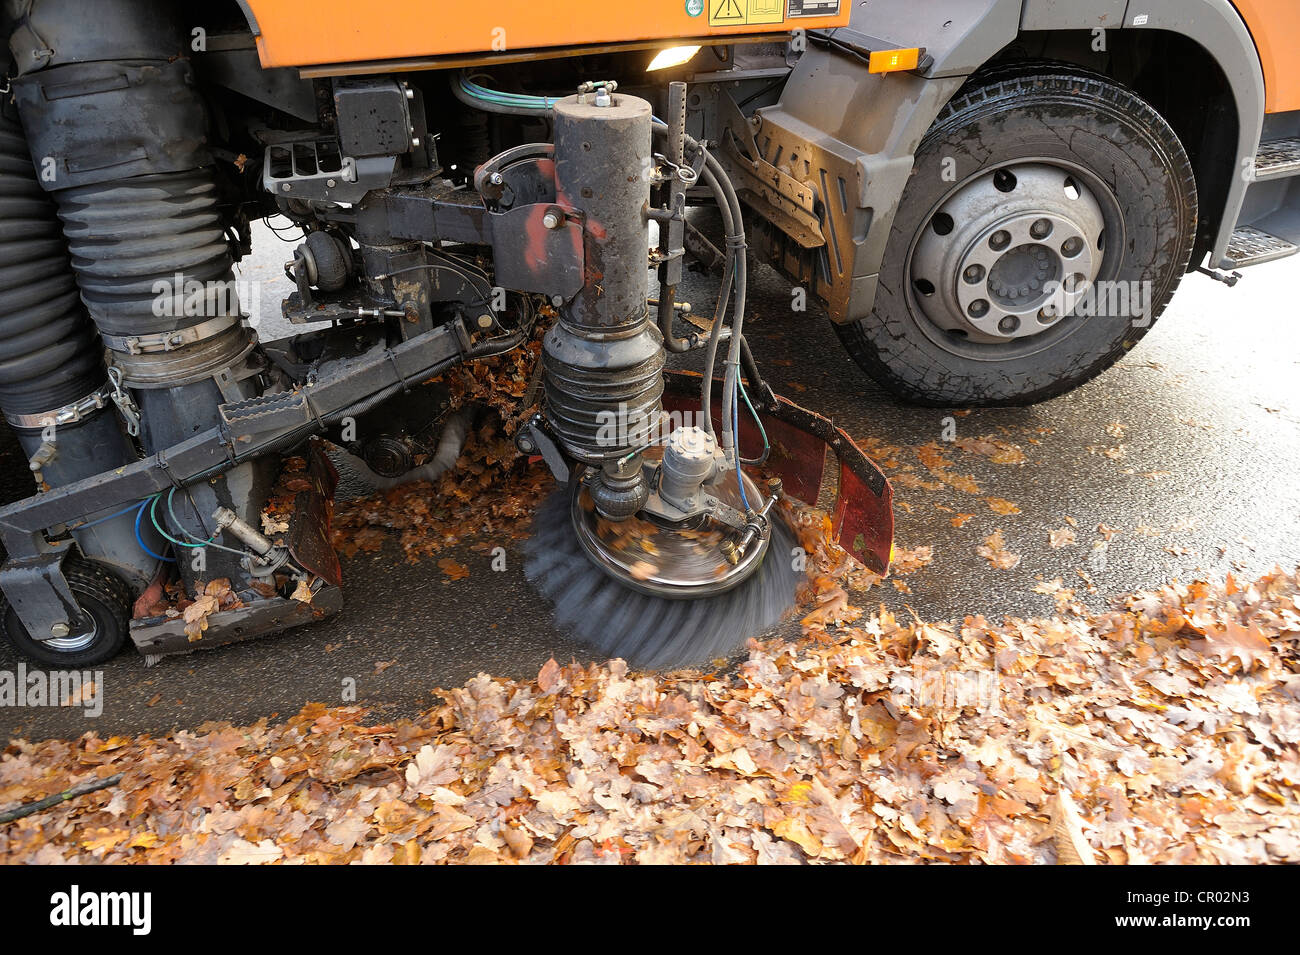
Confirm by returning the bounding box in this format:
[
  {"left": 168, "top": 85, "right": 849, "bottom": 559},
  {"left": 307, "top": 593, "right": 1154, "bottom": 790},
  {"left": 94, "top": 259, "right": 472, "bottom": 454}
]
[
  {"left": 518, "top": 83, "right": 893, "bottom": 669},
  {"left": 524, "top": 437, "right": 803, "bottom": 670}
]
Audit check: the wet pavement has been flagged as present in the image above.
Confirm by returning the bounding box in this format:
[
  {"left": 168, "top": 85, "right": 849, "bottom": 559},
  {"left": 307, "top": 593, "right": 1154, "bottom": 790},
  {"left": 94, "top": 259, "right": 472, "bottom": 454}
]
[{"left": 3, "top": 230, "right": 1299, "bottom": 741}]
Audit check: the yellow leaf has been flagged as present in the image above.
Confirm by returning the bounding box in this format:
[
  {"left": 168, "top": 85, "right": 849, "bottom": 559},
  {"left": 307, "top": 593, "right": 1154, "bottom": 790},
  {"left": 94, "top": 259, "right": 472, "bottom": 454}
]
[
  {"left": 786, "top": 781, "right": 813, "bottom": 805},
  {"left": 771, "top": 816, "right": 822, "bottom": 857}
]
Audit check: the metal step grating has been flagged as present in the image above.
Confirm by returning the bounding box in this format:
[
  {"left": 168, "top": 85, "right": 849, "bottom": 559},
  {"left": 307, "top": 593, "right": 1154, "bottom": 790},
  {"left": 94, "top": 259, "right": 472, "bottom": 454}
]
[
  {"left": 1255, "top": 137, "right": 1300, "bottom": 180},
  {"left": 1224, "top": 226, "right": 1298, "bottom": 267}
]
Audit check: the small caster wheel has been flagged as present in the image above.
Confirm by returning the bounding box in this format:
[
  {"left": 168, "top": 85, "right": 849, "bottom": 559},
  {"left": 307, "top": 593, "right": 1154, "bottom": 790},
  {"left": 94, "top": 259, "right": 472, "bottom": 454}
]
[{"left": 0, "top": 558, "right": 132, "bottom": 666}]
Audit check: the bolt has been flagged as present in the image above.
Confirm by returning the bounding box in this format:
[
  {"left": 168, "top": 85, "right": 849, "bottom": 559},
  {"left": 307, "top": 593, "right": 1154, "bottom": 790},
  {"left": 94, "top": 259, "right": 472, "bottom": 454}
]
[
  {"left": 968, "top": 299, "right": 990, "bottom": 318},
  {"left": 1030, "top": 218, "right": 1053, "bottom": 239},
  {"left": 518, "top": 437, "right": 535, "bottom": 452},
  {"left": 50, "top": 622, "right": 70, "bottom": 638},
  {"left": 326, "top": 178, "right": 336, "bottom": 188},
  {"left": 489, "top": 172, "right": 504, "bottom": 186},
  {"left": 551, "top": 295, "right": 564, "bottom": 307},
  {"left": 542, "top": 211, "right": 562, "bottom": 229},
  {"left": 989, "top": 230, "right": 1010, "bottom": 251},
  {"left": 963, "top": 264, "right": 985, "bottom": 284},
  {"left": 476, "top": 313, "right": 493, "bottom": 329},
  {"left": 998, "top": 315, "right": 1020, "bottom": 334}
]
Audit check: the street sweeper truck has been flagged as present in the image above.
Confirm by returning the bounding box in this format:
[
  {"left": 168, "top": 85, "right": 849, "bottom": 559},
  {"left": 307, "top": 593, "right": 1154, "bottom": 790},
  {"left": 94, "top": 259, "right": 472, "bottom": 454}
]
[{"left": 0, "top": 0, "right": 1294, "bottom": 667}]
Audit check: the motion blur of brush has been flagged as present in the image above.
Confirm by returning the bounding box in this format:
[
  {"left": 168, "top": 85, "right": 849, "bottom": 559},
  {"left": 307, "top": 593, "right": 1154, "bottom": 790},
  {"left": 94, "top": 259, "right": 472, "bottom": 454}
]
[{"left": 524, "top": 491, "right": 800, "bottom": 670}]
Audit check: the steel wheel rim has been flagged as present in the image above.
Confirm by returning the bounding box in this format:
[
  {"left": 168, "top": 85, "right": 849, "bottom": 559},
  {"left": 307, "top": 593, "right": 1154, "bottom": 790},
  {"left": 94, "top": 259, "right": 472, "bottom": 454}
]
[
  {"left": 6, "top": 604, "right": 100, "bottom": 653},
  {"left": 904, "top": 158, "right": 1123, "bottom": 361}
]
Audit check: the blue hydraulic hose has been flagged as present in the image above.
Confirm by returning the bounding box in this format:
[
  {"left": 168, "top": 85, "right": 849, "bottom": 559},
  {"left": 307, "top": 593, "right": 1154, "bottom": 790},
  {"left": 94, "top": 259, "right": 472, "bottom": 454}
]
[
  {"left": 134, "top": 498, "right": 174, "bottom": 563},
  {"left": 74, "top": 499, "right": 148, "bottom": 531}
]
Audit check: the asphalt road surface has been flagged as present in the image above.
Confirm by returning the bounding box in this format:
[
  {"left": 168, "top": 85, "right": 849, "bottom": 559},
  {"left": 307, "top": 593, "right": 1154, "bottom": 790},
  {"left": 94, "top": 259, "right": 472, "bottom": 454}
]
[{"left": 4, "top": 229, "right": 1299, "bottom": 741}]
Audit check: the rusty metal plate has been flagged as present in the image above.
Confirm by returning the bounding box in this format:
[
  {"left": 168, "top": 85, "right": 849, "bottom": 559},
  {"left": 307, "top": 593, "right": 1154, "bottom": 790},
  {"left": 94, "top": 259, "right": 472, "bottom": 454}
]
[
  {"left": 489, "top": 202, "right": 585, "bottom": 300},
  {"left": 129, "top": 585, "right": 344, "bottom": 657},
  {"left": 287, "top": 440, "right": 342, "bottom": 588},
  {"left": 834, "top": 442, "right": 894, "bottom": 575}
]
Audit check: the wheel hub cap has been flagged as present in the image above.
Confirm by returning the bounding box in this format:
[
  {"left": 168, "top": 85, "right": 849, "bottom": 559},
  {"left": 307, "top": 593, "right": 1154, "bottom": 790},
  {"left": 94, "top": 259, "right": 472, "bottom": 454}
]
[
  {"left": 910, "top": 163, "right": 1106, "bottom": 344},
  {"left": 45, "top": 615, "right": 97, "bottom": 652}
]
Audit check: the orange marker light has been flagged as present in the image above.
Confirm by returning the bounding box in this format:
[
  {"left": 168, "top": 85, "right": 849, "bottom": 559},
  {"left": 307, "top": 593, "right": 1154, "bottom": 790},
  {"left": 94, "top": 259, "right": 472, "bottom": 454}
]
[{"left": 868, "top": 48, "right": 921, "bottom": 73}]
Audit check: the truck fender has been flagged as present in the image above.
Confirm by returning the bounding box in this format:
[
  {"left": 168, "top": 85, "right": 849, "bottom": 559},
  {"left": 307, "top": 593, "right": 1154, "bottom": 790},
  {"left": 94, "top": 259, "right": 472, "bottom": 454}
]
[{"left": 749, "top": 0, "right": 1264, "bottom": 320}]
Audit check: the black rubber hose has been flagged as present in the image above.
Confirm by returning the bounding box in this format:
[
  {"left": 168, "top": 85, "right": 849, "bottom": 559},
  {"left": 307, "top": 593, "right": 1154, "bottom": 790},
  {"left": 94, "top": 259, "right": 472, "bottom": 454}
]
[
  {"left": 54, "top": 170, "right": 237, "bottom": 340},
  {"left": 0, "top": 115, "right": 104, "bottom": 415}
]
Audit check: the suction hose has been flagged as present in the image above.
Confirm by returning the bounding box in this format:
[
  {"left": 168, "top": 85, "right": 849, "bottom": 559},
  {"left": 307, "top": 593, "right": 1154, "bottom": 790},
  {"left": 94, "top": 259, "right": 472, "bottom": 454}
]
[
  {"left": 0, "top": 116, "right": 102, "bottom": 416},
  {"left": 0, "top": 111, "right": 161, "bottom": 587},
  {"left": 10, "top": 0, "right": 269, "bottom": 595}
]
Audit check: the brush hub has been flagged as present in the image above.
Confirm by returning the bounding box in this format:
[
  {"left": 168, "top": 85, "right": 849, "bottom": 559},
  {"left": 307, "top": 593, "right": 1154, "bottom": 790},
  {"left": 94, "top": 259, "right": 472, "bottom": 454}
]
[{"left": 569, "top": 453, "right": 771, "bottom": 599}]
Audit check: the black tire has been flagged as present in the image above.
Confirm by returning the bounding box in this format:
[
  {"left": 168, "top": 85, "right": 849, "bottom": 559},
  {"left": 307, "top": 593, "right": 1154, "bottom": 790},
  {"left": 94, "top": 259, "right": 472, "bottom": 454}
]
[
  {"left": 0, "top": 558, "right": 132, "bottom": 666},
  {"left": 836, "top": 65, "right": 1197, "bottom": 406}
]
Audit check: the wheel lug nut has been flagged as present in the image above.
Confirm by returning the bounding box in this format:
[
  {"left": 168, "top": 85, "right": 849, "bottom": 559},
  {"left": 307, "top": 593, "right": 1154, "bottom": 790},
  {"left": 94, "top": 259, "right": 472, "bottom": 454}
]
[
  {"left": 968, "top": 299, "right": 990, "bottom": 318},
  {"left": 963, "top": 264, "right": 985, "bottom": 284},
  {"left": 989, "top": 230, "right": 1010, "bottom": 251},
  {"left": 1062, "top": 237, "right": 1083, "bottom": 257},
  {"left": 998, "top": 315, "right": 1020, "bottom": 334},
  {"left": 1030, "top": 218, "right": 1053, "bottom": 239}
]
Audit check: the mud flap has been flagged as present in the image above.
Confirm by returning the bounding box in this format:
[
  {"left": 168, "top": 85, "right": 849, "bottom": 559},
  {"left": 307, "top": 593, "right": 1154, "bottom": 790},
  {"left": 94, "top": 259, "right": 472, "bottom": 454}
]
[
  {"left": 661, "top": 370, "right": 893, "bottom": 575},
  {"left": 287, "top": 439, "right": 342, "bottom": 588}
]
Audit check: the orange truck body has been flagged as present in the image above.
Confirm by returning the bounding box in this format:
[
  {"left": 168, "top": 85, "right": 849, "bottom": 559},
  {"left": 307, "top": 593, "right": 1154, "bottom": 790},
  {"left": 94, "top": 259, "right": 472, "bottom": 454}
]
[
  {"left": 1233, "top": 0, "right": 1300, "bottom": 112},
  {"left": 242, "top": 1, "right": 1296, "bottom": 112},
  {"left": 243, "top": 0, "right": 850, "bottom": 70}
]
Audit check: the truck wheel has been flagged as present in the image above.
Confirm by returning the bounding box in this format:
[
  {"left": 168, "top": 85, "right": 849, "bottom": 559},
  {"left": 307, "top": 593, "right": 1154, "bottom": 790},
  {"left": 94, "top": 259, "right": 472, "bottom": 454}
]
[
  {"left": 0, "top": 558, "right": 132, "bottom": 666},
  {"left": 836, "top": 66, "right": 1197, "bottom": 406}
]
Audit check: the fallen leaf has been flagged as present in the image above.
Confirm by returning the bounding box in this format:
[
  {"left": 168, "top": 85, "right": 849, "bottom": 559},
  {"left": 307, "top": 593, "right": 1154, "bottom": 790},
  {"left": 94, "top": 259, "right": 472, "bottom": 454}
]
[
  {"left": 438, "top": 558, "right": 470, "bottom": 581},
  {"left": 538, "top": 658, "right": 561, "bottom": 693},
  {"left": 1194, "top": 621, "right": 1274, "bottom": 672},
  {"left": 977, "top": 530, "right": 1021, "bottom": 570},
  {"left": 1049, "top": 527, "right": 1077, "bottom": 549},
  {"left": 1051, "top": 792, "right": 1096, "bottom": 865}
]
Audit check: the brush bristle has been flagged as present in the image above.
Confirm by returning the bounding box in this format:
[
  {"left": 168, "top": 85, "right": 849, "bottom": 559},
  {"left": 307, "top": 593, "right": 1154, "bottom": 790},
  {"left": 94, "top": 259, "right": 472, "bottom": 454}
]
[{"left": 524, "top": 491, "right": 800, "bottom": 669}]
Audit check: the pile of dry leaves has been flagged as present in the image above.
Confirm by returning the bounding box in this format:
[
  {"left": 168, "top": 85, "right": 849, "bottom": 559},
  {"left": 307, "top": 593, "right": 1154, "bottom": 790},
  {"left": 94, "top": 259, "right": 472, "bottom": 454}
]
[
  {"left": 328, "top": 331, "right": 549, "bottom": 564},
  {"left": 4, "top": 346, "right": 1297, "bottom": 863},
  {"left": 3, "top": 556, "right": 1296, "bottom": 863}
]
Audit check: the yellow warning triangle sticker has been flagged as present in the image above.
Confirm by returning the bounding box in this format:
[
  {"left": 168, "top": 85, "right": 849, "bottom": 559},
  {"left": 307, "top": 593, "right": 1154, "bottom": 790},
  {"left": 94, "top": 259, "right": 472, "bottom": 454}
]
[{"left": 710, "top": 0, "right": 746, "bottom": 24}]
